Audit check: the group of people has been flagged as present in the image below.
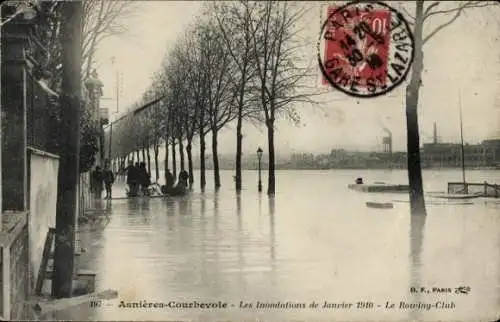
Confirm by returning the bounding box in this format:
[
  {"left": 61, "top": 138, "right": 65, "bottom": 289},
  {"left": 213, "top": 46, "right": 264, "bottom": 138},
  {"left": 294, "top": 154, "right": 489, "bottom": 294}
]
[
  {"left": 125, "top": 161, "right": 152, "bottom": 197},
  {"left": 162, "top": 169, "right": 189, "bottom": 195},
  {"left": 91, "top": 160, "right": 190, "bottom": 199},
  {"left": 90, "top": 162, "right": 115, "bottom": 199}
]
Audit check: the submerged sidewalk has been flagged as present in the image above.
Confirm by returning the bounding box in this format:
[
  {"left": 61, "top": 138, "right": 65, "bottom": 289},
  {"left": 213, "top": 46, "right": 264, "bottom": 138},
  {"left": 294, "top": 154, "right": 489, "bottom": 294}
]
[{"left": 38, "top": 178, "right": 500, "bottom": 321}]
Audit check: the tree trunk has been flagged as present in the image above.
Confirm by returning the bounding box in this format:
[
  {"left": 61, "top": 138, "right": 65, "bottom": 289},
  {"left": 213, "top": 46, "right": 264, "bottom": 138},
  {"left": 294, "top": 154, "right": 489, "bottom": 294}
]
[
  {"left": 52, "top": 0, "right": 82, "bottom": 298},
  {"left": 186, "top": 141, "right": 194, "bottom": 188},
  {"left": 179, "top": 136, "right": 185, "bottom": 172},
  {"left": 142, "top": 147, "right": 146, "bottom": 164},
  {"left": 235, "top": 108, "right": 243, "bottom": 191},
  {"left": 171, "top": 138, "right": 177, "bottom": 179},
  {"left": 154, "top": 143, "right": 159, "bottom": 182},
  {"left": 406, "top": 0, "right": 427, "bottom": 216},
  {"left": 199, "top": 132, "right": 206, "bottom": 191},
  {"left": 164, "top": 139, "right": 169, "bottom": 183},
  {"left": 136, "top": 150, "right": 139, "bottom": 162},
  {"left": 146, "top": 144, "right": 151, "bottom": 175},
  {"left": 406, "top": 85, "right": 426, "bottom": 216},
  {"left": 212, "top": 128, "right": 221, "bottom": 189},
  {"left": 267, "top": 120, "right": 275, "bottom": 195}
]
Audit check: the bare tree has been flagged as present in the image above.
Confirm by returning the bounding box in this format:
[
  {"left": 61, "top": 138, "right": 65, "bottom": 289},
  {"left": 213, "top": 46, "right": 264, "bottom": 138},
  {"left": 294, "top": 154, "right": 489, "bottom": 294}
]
[
  {"left": 176, "top": 22, "right": 212, "bottom": 190},
  {"left": 198, "top": 19, "right": 237, "bottom": 189},
  {"left": 149, "top": 74, "right": 168, "bottom": 182},
  {"left": 402, "top": 0, "right": 498, "bottom": 216},
  {"left": 248, "top": 1, "right": 319, "bottom": 195},
  {"left": 212, "top": 0, "right": 261, "bottom": 192},
  {"left": 148, "top": 65, "right": 174, "bottom": 184},
  {"left": 167, "top": 40, "right": 200, "bottom": 188},
  {"left": 81, "top": 0, "right": 137, "bottom": 80}
]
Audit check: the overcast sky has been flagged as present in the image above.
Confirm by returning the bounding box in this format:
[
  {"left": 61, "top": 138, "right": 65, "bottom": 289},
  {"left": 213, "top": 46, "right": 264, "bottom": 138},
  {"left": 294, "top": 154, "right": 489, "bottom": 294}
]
[{"left": 96, "top": 1, "right": 500, "bottom": 156}]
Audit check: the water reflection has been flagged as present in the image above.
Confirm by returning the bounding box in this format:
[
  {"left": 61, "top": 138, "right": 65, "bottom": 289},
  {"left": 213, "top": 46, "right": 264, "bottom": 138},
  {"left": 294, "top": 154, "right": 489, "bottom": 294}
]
[
  {"left": 105, "top": 198, "right": 112, "bottom": 212},
  {"left": 126, "top": 196, "right": 140, "bottom": 212},
  {"left": 268, "top": 196, "right": 276, "bottom": 276},
  {"left": 140, "top": 198, "right": 151, "bottom": 224},
  {"left": 200, "top": 195, "right": 206, "bottom": 217},
  {"left": 140, "top": 197, "right": 150, "bottom": 212},
  {"left": 258, "top": 193, "right": 262, "bottom": 217},
  {"left": 212, "top": 190, "right": 221, "bottom": 289},
  {"left": 178, "top": 196, "right": 188, "bottom": 215},
  {"left": 200, "top": 194, "right": 208, "bottom": 287},
  {"left": 45, "top": 170, "right": 500, "bottom": 320},
  {"left": 236, "top": 192, "right": 244, "bottom": 287},
  {"left": 236, "top": 192, "right": 242, "bottom": 217},
  {"left": 409, "top": 214, "right": 427, "bottom": 321},
  {"left": 164, "top": 196, "right": 175, "bottom": 216}
]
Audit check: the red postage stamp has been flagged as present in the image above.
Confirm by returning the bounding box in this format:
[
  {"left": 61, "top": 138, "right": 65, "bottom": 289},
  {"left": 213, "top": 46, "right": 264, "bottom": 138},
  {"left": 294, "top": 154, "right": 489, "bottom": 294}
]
[{"left": 318, "top": 1, "right": 414, "bottom": 98}]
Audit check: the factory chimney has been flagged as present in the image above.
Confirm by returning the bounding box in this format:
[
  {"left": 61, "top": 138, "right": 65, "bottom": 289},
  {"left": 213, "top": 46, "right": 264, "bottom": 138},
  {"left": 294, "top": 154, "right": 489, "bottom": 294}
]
[
  {"left": 433, "top": 122, "right": 437, "bottom": 144},
  {"left": 382, "top": 127, "right": 392, "bottom": 154}
]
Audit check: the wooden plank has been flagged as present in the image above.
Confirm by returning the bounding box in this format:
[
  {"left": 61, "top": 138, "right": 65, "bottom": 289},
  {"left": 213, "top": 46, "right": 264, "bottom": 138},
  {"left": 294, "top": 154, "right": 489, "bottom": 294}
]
[
  {"left": 2, "top": 243, "right": 10, "bottom": 319},
  {"left": 35, "top": 228, "right": 55, "bottom": 296},
  {"left": 48, "top": 251, "right": 81, "bottom": 259},
  {"left": 44, "top": 269, "right": 96, "bottom": 280}
]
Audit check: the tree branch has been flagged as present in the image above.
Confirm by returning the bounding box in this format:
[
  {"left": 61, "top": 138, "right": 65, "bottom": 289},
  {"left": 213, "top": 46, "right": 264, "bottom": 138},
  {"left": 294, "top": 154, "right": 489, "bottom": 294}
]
[
  {"left": 423, "top": 1, "right": 497, "bottom": 45},
  {"left": 423, "top": 1, "right": 441, "bottom": 18},
  {"left": 400, "top": 5, "right": 416, "bottom": 24}
]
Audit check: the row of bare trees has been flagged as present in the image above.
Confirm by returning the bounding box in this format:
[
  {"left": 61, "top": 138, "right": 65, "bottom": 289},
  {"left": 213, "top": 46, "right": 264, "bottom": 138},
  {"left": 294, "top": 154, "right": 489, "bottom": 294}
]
[
  {"left": 109, "top": 0, "right": 499, "bottom": 214},
  {"left": 108, "top": 1, "right": 319, "bottom": 194}
]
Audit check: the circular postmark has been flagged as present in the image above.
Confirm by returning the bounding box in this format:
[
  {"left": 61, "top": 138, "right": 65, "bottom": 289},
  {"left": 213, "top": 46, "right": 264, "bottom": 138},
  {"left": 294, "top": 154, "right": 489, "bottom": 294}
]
[{"left": 318, "top": 1, "right": 415, "bottom": 98}]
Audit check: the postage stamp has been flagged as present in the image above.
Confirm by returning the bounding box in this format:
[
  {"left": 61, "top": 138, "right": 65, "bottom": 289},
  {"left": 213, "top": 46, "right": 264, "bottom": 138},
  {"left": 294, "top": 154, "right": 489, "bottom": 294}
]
[{"left": 318, "top": 1, "right": 415, "bottom": 98}]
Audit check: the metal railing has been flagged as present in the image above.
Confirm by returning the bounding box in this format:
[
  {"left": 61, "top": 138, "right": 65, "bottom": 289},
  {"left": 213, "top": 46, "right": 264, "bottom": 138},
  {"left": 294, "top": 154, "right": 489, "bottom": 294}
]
[{"left": 448, "top": 182, "right": 500, "bottom": 198}]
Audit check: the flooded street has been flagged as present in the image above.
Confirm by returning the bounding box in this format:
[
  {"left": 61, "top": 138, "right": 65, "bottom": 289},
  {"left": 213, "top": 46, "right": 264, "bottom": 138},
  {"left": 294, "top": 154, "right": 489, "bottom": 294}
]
[{"left": 43, "top": 170, "right": 500, "bottom": 321}]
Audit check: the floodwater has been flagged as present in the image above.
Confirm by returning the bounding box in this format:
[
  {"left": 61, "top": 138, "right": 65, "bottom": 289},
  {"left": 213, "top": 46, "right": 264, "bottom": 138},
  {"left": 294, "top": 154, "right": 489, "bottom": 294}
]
[{"left": 42, "top": 169, "right": 500, "bottom": 321}]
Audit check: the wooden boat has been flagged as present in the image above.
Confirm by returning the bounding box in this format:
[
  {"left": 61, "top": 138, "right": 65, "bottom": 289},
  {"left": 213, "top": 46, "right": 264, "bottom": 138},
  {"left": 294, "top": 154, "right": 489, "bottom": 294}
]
[
  {"left": 348, "top": 183, "right": 409, "bottom": 193},
  {"left": 392, "top": 199, "right": 475, "bottom": 206},
  {"left": 160, "top": 185, "right": 188, "bottom": 196},
  {"left": 123, "top": 189, "right": 187, "bottom": 198},
  {"left": 429, "top": 193, "right": 482, "bottom": 200},
  {"left": 366, "top": 202, "right": 394, "bottom": 209}
]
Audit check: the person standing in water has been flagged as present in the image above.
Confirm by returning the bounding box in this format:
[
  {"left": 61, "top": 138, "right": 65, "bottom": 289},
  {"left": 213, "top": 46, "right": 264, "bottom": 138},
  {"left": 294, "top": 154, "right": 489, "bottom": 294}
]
[
  {"left": 165, "top": 169, "right": 174, "bottom": 188},
  {"left": 103, "top": 161, "right": 115, "bottom": 199},
  {"left": 138, "top": 162, "right": 151, "bottom": 196},
  {"left": 90, "top": 166, "right": 103, "bottom": 199},
  {"left": 125, "top": 160, "right": 138, "bottom": 196}
]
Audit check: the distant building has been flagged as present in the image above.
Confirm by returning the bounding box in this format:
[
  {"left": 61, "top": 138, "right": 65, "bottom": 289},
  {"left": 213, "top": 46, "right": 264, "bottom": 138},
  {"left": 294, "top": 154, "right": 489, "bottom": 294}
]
[
  {"left": 290, "top": 153, "right": 315, "bottom": 168},
  {"left": 422, "top": 143, "right": 462, "bottom": 167},
  {"left": 422, "top": 139, "right": 500, "bottom": 168},
  {"left": 482, "top": 139, "right": 500, "bottom": 166}
]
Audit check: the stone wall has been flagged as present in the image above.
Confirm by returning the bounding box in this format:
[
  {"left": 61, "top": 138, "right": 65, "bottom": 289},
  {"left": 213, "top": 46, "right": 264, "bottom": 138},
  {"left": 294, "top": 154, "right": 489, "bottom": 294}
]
[{"left": 9, "top": 223, "right": 29, "bottom": 320}]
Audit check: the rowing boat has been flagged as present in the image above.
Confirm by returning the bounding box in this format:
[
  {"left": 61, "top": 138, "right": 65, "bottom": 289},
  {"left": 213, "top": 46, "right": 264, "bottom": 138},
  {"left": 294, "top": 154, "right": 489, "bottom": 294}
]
[
  {"left": 392, "top": 199, "right": 475, "bottom": 206},
  {"left": 428, "top": 193, "right": 482, "bottom": 200},
  {"left": 366, "top": 202, "right": 394, "bottom": 209},
  {"left": 348, "top": 183, "right": 409, "bottom": 193}
]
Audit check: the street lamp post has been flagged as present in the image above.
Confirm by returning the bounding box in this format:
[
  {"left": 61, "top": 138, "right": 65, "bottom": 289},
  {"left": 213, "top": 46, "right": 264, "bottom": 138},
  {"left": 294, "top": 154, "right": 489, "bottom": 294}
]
[
  {"left": 109, "top": 57, "right": 120, "bottom": 169},
  {"left": 257, "top": 147, "right": 263, "bottom": 192}
]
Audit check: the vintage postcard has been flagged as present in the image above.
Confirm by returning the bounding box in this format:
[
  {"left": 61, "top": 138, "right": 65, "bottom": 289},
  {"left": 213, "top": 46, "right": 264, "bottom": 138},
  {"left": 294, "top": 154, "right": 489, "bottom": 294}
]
[{"left": 0, "top": 0, "right": 499, "bottom": 321}]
